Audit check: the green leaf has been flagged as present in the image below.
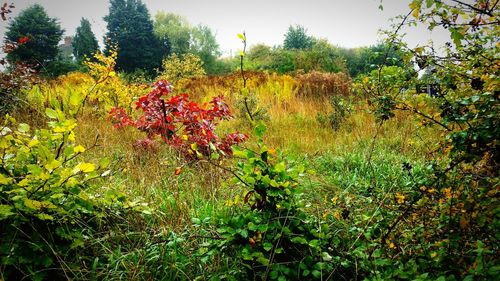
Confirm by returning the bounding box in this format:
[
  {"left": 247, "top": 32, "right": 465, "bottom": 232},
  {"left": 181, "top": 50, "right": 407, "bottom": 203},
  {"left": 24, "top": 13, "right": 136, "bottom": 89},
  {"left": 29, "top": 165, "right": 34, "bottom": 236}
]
[
  {"left": 247, "top": 222, "right": 257, "bottom": 231},
  {"left": 237, "top": 33, "right": 246, "bottom": 41},
  {"left": 238, "top": 229, "right": 248, "bottom": 238},
  {"left": 450, "top": 28, "right": 464, "bottom": 46},
  {"left": 0, "top": 174, "right": 13, "bottom": 185},
  {"left": 321, "top": 252, "right": 332, "bottom": 261},
  {"left": 309, "top": 239, "right": 320, "bottom": 248},
  {"left": 44, "top": 159, "right": 61, "bottom": 171},
  {"left": 24, "top": 198, "right": 44, "bottom": 210},
  {"left": 232, "top": 147, "right": 248, "bottom": 159},
  {"left": 99, "top": 158, "right": 110, "bottom": 169},
  {"left": 256, "top": 256, "right": 269, "bottom": 266},
  {"left": 36, "top": 213, "right": 54, "bottom": 220},
  {"left": 291, "top": 236, "right": 308, "bottom": 244},
  {"left": 254, "top": 122, "right": 267, "bottom": 138},
  {"left": 274, "top": 162, "right": 286, "bottom": 173},
  {"left": 45, "top": 108, "right": 58, "bottom": 119},
  {"left": 18, "top": 123, "right": 30, "bottom": 133},
  {"left": 27, "top": 164, "right": 43, "bottom": 176},
  {"left": 210, "top": 152, "right": 220, "bottom": 160},
  {"left": 0, "top": 204, "right": 14, "bottom": 219}
]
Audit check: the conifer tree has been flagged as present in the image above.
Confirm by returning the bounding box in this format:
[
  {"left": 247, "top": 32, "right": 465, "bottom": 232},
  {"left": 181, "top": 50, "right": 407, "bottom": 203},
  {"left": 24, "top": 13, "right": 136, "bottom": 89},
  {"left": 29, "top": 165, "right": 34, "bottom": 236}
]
[
  {"left": 5, "top": 4, "right": 64, "bottom": 69},
  {"left": 73, "top": 18, "right": 99, "bottom": 62},
  {"left": 104, "top": 0, "right": 164, "bottom": 73}
]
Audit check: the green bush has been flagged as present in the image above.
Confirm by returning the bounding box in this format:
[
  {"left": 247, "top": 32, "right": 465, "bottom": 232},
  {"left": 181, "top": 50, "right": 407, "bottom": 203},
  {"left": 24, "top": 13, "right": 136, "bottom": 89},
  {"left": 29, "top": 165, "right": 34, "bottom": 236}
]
[
  {"left": 0, "top": 110, "right": 142, "bottom": 280},
  {"left": 194, "top": 124, "right": 339, "bottom": 280}
]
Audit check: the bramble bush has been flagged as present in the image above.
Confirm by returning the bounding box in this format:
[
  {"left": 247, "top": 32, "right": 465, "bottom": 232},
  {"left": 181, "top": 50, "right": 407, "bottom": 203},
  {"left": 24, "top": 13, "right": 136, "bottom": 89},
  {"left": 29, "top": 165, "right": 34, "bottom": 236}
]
[
  {"left": 316, "top": 95, "right": 353, "bottom": 131},
  {"left": 357, "top": 0, "right": 499, "bottom": 278},
  {"left": 296, "top": 71, "right": 352, "bottom": 99}
]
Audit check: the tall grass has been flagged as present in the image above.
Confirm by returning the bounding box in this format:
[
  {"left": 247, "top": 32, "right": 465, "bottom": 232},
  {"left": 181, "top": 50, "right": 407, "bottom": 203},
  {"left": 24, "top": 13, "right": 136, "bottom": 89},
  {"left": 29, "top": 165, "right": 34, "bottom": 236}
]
[{"left": 6, "top": 69, "right": 443, "bottom": 279}]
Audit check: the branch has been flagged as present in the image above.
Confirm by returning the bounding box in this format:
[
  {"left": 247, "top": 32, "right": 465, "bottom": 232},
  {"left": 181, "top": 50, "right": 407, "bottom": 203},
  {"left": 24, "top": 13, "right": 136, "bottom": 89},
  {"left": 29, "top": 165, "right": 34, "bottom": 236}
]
[
  {"left": 202, "top": 159, "right": 250, "bottom": 188},
  {"left": 396, "top": 103, "right": 452, "bottom": 131},
  {"left": 450, "top": 0, "right": 494, "bottom": 17}
]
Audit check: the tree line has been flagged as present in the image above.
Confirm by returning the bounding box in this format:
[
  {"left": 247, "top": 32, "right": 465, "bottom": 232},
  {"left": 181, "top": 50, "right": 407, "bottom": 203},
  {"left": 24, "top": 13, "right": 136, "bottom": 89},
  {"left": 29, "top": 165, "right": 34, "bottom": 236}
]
[{"left": 4, "top": 0, "right": 401, "bottom": 78}]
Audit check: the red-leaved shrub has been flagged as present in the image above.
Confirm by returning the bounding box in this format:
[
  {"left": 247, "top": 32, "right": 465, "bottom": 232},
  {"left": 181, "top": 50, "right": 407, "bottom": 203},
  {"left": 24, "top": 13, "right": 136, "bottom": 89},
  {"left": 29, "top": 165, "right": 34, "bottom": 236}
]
[{"left": 109, "top": 80, "right": 247, "bottom": 159}]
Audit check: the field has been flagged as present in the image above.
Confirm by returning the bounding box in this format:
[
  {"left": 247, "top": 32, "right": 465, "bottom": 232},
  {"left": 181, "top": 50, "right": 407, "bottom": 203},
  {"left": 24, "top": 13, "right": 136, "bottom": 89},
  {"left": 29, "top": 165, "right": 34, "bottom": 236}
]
[{"left": 0, "top": 1, "right": 498, "bottom": 280}]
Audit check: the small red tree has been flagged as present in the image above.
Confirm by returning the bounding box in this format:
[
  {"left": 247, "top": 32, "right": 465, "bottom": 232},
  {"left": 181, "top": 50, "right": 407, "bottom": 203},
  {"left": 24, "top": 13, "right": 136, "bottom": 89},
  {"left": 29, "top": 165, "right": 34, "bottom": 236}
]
[{"left": 109, "top": 80, "right": 247, "bottom": 159}]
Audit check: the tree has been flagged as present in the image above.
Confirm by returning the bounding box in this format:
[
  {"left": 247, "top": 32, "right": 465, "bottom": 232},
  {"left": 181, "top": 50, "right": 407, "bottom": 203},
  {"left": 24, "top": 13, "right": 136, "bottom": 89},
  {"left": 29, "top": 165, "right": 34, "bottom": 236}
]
[
  {"left": 104, "top": 0, "right": 164, "bottom": 73},
  {"left": 153, "top": 13, "right": 221, "bottom": 74},
  {"left": 336, "top": 43, "right": 404, "bottom": 77},
  {"left": 190, "top": 25, "right": 220, "bottom": 74},
  {"left": 154, "top": 12, "right": 191, "bottom": 55},
  {"left": 294, "top": 39, "right": 346, "bottom": 73},
  {"left": 283, "top": 25, "right": 313, "bottom": 50},
  {"left": 157, "top": 53, "right": 205, "bottom": 85},
  {"left": 73, "top": 18, "right": 99, "bottom": 62},
  {"left": 5, "top": 4, "right": 64, "bottom": 69}
]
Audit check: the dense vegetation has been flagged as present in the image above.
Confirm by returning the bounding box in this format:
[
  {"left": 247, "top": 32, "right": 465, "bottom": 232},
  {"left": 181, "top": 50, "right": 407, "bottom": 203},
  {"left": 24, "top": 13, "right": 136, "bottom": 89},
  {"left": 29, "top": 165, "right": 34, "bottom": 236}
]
[{"left": 0, "top": 0, "right": 498, "bottom": 280}]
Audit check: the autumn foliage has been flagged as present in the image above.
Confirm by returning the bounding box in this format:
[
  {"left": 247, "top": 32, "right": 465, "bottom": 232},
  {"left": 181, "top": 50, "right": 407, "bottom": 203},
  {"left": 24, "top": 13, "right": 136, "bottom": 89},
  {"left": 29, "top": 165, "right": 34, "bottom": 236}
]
[{"left": 109, "top": 80, "right": 247, "bottom": 159}]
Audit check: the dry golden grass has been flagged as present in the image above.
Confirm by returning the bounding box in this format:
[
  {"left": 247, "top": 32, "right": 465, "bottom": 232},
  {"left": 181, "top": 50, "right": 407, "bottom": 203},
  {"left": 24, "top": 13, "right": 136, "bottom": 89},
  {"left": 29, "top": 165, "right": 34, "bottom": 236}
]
[
  {"left": 11, "top": 71, "right": 441, "bottom": 232},
  {"left": 73, "top": 115, "right": 239, "bottom": 231}
]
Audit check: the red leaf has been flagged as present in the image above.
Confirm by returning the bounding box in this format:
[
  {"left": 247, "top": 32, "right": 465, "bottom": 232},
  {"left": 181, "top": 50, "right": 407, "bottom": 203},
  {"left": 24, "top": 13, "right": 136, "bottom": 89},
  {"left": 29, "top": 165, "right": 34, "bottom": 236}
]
[
  {"left": 174, "top": 167, "right": 182, "bottom": 176},
  {"left": 17, "top": 36, "right": 29, "bottom": 45}
]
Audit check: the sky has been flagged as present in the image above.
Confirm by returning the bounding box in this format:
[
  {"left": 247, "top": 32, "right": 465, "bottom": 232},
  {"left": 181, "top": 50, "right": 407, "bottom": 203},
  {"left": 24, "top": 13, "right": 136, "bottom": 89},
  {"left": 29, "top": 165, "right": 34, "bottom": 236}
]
[{"left": 1, "top": 0, "right": 450, "bottom": 56}]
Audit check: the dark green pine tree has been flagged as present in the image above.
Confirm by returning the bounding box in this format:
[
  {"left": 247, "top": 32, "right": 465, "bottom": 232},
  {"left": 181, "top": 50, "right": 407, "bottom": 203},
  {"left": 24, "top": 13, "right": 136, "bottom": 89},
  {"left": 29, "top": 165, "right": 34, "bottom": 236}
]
[
  {"left": 104, "top": 0, "right": 164, "bottom": 73},
  {"left": 5, "top": 4, "right": 64, "bottom": 69},
  {"left": 73, "top": 18, "right": 99, "bottom": 62}
]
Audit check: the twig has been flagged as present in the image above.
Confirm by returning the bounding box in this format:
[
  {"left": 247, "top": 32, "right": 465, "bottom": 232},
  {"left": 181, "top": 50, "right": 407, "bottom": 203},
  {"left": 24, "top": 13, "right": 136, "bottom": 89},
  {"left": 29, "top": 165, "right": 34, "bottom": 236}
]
[
  {"left": 239, "top": 31, "right": 254, "bottom": 121},
  {"left": 202, "top": 159, "right": 250, "bottom": 188},
  {"left": 450, "top": 0, "right": 494, "bottom": 16}
]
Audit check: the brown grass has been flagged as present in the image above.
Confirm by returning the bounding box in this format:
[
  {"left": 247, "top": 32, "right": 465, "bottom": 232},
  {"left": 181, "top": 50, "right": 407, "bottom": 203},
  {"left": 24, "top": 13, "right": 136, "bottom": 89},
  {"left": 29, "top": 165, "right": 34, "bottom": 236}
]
[{"left": 10, "top": 70, "right": 440, "bottom": 232}]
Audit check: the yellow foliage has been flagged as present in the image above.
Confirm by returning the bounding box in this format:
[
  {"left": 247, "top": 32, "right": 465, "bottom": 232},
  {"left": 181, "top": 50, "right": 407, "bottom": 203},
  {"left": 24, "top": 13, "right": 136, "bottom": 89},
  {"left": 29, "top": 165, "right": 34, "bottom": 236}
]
[
  {"left": 254, "top": 73, "right": 297, "bottom": 105},
  {"left": 25, "top": 48, "right": 148, "bottom": 116},
  {"left": 395, "top": 192, "right": 405, "bottom": 204},
  {"left": 157, "top": 53, "right": 205, "bottom": 87},
  {"left": 85, "top": 49, "right": 146, "bottom": 112}
]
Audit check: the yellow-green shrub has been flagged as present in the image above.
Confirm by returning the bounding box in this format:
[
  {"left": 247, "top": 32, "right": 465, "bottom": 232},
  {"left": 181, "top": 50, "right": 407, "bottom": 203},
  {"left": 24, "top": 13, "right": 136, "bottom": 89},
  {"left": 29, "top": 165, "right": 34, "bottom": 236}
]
[
  {"left": 0, "top": 111, "right": 147, "bottom": 279},
  {"left": 157, "top": 53, "right": 205, "bottom": 87},
  {"left": 25, "top": 50, "right": 149, "bottom": 117}
]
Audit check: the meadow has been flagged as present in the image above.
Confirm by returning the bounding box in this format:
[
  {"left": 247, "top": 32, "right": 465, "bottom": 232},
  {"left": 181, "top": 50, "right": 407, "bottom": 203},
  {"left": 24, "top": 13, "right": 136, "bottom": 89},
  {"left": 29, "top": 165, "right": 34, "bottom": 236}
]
[{"left": 1, "top": 1, "right": 498, "bottom": 280}]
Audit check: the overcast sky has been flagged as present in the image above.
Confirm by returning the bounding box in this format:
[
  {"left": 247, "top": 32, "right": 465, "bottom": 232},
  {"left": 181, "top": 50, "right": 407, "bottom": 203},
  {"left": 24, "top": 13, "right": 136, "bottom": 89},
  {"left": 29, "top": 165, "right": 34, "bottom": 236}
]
[{"left": 2, "top": 0, "right": 449, "bottom": 56}]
